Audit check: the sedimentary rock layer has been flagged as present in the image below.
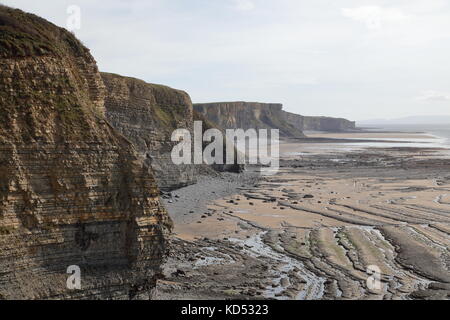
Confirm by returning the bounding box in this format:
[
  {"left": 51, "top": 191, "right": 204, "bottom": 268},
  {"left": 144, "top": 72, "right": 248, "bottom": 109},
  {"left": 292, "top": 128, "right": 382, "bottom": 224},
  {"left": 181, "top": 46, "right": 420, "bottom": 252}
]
[
  {"left": 193, "top": 102, "right": 305, "bottom": 137},
  {"left": 158, "top": 148, "right": 450, "bottom": 300},
  {"left": 102, "top": 72, "right": 196, "bottom": 191},
  {"left": 193, "top": 102, "right": 355, "bottom": 136},
  {"left": 102, "top": 74, "right": 243, "bottom": 190},
  {"left": 282, "top": 111, "right": 356, "bottom": 132},
  {"left": 192, "top": 110, "right": 243, "bottom": 174},
  {"left": 0, "top": 6, "right": 171, "bottom": 299}
]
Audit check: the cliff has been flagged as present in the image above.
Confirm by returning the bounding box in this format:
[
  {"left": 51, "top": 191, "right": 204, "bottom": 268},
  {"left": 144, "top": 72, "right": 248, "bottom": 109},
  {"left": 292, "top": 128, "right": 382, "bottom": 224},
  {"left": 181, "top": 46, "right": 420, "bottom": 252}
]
[
  {"left": 193, "top": 102, "right": 305, "bottom": 137},
  {"left": 282, "top": 111, "right": 356, "bottom": 132},
  {"left": 102, "top": 74, "right": 242, "bottom": 191},
  {"left": 193, "top": 102, "right": 355, "bottom": 135},
  {"left": 192, "top": 110, "right": 243, "bottom": 173},
  {"left": 0, "top": 6, "right": 171, "bottom": 299},
  {"left": 101, "top": 72, "right": 197, "bottom": 191}
]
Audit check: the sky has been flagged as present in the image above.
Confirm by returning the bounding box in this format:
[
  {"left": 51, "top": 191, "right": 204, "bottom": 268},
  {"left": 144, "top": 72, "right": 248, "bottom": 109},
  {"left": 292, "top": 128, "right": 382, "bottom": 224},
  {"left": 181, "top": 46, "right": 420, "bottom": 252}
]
[{"left": 2, "top": 0, "right": 450, "bottom": 121}]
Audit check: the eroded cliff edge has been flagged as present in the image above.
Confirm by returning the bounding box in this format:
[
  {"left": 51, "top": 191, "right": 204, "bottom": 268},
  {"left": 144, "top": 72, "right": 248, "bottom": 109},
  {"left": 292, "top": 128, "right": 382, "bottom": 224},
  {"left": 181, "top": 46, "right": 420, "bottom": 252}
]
[
  {"left": 0, "top": 6, "right": 171, "bottom": 299},
  {"left": 193, "top": 102, "right": 305, "bottom": 137},
  {"left": 194, "top": 102, "right": 355, "bottom": 134},
  {"left": 102, "top": 73, "right": 242, "bottom": 191},
  {"left": 101, "top": 72, "right": 197, "bottom": 191},
  {"left": 282, "top": 111, "right": 356, "bottom": 132}
]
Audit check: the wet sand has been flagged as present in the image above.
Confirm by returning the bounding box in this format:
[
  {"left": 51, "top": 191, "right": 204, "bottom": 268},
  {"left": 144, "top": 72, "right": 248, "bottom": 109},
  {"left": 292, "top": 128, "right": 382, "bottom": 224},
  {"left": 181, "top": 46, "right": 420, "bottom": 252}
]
[
  {"left": 154, "top": 131, "right": 450, "bottom": 300},
  {"left": 306, "top": 131, "right": 436, "bottom": 140}
]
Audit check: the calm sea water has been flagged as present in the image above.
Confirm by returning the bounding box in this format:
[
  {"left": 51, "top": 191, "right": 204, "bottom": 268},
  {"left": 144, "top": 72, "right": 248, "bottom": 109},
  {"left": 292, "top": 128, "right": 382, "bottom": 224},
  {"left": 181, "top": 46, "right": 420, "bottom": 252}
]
[
  {"left": 365, "top": 124, "right": 450, "bottom": 148},
  {"left": 300, "top": 124, "right": 450, "bottom": 155},
  {"left": 283, "top": 124, "right": 450, "bottom": 156}
]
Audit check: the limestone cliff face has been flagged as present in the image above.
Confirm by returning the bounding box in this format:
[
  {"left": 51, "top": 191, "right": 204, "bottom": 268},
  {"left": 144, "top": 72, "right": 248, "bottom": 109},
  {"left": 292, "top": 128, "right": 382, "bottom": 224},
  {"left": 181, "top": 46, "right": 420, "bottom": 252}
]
[
  {"left": 193, "top": 102, "right": 305, "bottom": 137},
  {"left": 0, "top": 6, "right": 171, "bottom": 299},
  {"left": 282, "top": 111, "right": 356, "bottom": 132},
  {"left": 102, "top": 74, "right": 243, "bottom": 191},
  {"left": 102, "top": 72, "right": 196, "bottom": 191},
  {"left": 193, "top": 102, "right": 355, "bottom": 135},
  {"left": 192, "top": 110, "right": 243, "bottom": 174}
]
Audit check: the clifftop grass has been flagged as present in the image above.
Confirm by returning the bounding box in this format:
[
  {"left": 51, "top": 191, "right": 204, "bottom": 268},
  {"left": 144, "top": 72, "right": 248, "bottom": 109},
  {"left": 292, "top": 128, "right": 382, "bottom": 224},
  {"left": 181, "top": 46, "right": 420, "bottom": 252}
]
[
  {"left": 0, "top": 5, "right": 103, "bottom": 142},
  {"left": 102, "top": 72, "right": 191, "bottom": 130},
  {"left": 0, "top": 5, "right": 88, "bottom": 58}
]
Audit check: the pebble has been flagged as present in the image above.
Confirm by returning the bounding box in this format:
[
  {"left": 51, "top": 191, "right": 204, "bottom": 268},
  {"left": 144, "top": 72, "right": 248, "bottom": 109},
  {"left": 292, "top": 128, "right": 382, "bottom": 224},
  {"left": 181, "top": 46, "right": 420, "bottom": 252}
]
[{"left": 280, "top": 278, "right": 290, "bottom": 287}]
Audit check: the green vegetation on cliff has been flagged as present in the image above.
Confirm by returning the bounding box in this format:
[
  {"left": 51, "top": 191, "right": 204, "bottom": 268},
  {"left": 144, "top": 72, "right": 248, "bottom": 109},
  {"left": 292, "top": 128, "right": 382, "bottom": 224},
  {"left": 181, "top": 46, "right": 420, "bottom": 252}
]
[
  {"left": 193, "top": 102, "right": 305, "bottom": 137},
  {"left": 0, "top": 5, "right": 87, "bottom": 58},
  {"left": 0, "top": 5, "right": 105, "bottom": 143},
  {"left": 0, "top": 6, "right": 171, "bottom": 299}
]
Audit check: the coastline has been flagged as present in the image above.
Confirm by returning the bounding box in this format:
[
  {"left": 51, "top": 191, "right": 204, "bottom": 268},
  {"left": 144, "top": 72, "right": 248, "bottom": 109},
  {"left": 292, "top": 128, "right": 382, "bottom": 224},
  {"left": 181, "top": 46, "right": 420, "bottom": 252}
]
[{"left": 154, "top": 130, "right": 450, "bottom": 300}]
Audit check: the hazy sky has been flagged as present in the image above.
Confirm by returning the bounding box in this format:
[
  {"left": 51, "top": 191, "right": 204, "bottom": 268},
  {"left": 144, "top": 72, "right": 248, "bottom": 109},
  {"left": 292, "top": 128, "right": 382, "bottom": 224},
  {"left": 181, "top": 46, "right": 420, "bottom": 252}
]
[{"left": 3, "top": 0, "right": 450, "bottom": 120}]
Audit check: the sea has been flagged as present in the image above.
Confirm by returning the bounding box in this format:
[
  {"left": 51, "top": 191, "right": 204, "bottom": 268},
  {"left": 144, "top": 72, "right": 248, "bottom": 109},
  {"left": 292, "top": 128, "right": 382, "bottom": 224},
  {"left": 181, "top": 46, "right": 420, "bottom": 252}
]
[
  {"left": 363, "top": 123, "right": 450, "bottom": 149},
  {"left": 295, "top": 124, "right": 450, "bottom": 156}
]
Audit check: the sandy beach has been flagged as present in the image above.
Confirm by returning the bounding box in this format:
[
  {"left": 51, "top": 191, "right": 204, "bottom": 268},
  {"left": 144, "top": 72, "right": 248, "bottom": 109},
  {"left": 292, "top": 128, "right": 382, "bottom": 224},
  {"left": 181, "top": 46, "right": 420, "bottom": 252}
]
[{"left": 154, "top": 131, "right": 450, "bottom": 300}]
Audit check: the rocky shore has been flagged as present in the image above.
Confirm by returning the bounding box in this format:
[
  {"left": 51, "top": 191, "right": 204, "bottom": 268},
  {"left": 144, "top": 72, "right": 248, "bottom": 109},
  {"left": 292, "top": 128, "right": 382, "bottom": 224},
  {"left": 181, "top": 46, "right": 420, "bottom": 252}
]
[
  {"left": 155, "top": 134, "right": 450, "bottom": 300},
  {"left": 1, "top": 6, "right": 448, "bottom": 301}
]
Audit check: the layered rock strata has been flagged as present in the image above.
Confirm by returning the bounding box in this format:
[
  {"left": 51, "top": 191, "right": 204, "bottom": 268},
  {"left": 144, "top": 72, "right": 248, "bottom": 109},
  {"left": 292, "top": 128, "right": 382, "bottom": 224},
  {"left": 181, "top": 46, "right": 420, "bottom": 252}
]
[
  {"left": 282, "top": 111, "right": 356, "bottom": 132},
  {"left": 193, "top": 102, "right": 356, "bottom": 135},
  {"left": 102, "top": 74, "right": 242, "bottom": 191},
  {"left": 193, "top": 102, "right": 305, "bottom": 137},
  {"left": 102, "top": 72, "right": 196, "bottom": 191},
  {"left": 0, "top": 6, "right": 171, "bottom": 299}
]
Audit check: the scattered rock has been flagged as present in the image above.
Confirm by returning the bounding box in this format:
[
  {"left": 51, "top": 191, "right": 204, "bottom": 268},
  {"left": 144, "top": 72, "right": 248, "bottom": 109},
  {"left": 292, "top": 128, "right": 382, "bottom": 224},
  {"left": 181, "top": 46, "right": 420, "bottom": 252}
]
[{"left": 280, "top": 277, "right": 290, "bottom": 287}]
